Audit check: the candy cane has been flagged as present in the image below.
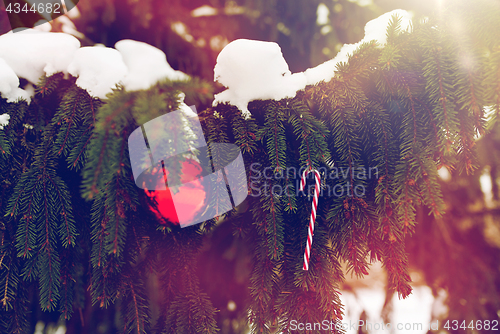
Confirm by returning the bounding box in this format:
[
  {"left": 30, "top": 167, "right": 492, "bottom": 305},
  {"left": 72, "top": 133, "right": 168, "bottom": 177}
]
[{"left": 299, "top": 167, "right": 321, "bottom": 271}]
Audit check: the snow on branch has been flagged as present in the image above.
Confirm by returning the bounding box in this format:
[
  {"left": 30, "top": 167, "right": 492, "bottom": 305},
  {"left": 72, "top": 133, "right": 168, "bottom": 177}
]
[
  {"left": 213, "top": 9, "right": 412, "bottom": 119},
  {"left": 0, "top": 58, "right": 31, "bottom": 103},
  {"left": 0, "top": 113, "right": 10, "bottom": 129},
  {"left": 213, "top": 39, "right": 307, "bottom": 119},
  {"left": 115, "top": 39, "right": 189, "bottom": 91},
  {"left": 0, "top": 31, "right": 189, "bottom": 101},
  {"left": 0, "top": 9, "right": 410, "bottom": 107},
  {"left": 67, "top": 46, "right": 128, "bottom": 99}
]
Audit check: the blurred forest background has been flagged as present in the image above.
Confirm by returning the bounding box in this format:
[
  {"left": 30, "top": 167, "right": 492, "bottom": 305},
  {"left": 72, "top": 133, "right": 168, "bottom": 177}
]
[{"left": 1, "top": 0, "right": 499, "bottom": 333}]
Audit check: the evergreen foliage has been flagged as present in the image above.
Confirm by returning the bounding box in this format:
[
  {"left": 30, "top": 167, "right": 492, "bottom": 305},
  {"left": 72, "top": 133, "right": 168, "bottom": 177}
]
[{"left": 0, "top": 1, "right": 499, "bottom": 333}]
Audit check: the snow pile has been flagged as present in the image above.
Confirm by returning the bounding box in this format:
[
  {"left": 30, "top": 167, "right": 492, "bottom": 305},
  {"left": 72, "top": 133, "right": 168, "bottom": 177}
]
[
  {"left": 0, "top": 58, "right": 30, "bottom": 102},
  {"left": 214, "top": 10, "right": 412, "bottom": 118},
  {"left": 0, "top": 58, "right": 18, "bottom": 97},
  {"left": 304, "top": 9, "right": 412, "bottom": 84},
  {"left": 0, "top": 9, "right": 411, "bottom": 109},
  {"left": 0, "top": 29, "right": 79, "bottom": 102},
  {"left": 213, "top": 39, "right": 307, "bottom": 118},
  {"left": 0, "top": 30, "right": 80, "bottom": 84},
  {"left": 0, "top": 30, "right": 188, "bottom": 101},
  {"left": 115, "top": 40, "right": 189, "bottom": 91},
  {"left": 364, "top": 9, "right": 412, "bottom": 44},
  {"left": 66, "top": 41, "right": 189, "bottom": 99},
  {"left": 68, "top": 46, "right": 128, "bottom": 99},
  {"left": 0, "top": 113, "right": 10, "bottom": 130}
]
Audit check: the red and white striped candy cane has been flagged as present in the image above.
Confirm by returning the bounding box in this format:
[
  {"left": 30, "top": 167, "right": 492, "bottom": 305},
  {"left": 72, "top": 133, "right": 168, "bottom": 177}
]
[{"left": 299, "top": 167, "right": 321, "bottom": 271}]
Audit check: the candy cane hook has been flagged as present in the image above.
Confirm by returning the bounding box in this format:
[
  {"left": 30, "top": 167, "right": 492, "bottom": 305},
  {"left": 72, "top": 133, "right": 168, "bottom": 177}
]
[{"left": 299, "top": 167, "right": 321, "bottom": 271}]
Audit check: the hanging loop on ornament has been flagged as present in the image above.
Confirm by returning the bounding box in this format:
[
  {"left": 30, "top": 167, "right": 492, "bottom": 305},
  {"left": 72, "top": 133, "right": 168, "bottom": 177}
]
[{"left": 299, "top": 165, "right": 321, "bottom": 271}]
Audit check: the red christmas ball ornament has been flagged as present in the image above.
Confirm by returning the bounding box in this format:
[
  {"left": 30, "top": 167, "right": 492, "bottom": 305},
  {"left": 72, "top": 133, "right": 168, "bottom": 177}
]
[{"left": 143, "top": 158, "right": 207, "bottom": 227}]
